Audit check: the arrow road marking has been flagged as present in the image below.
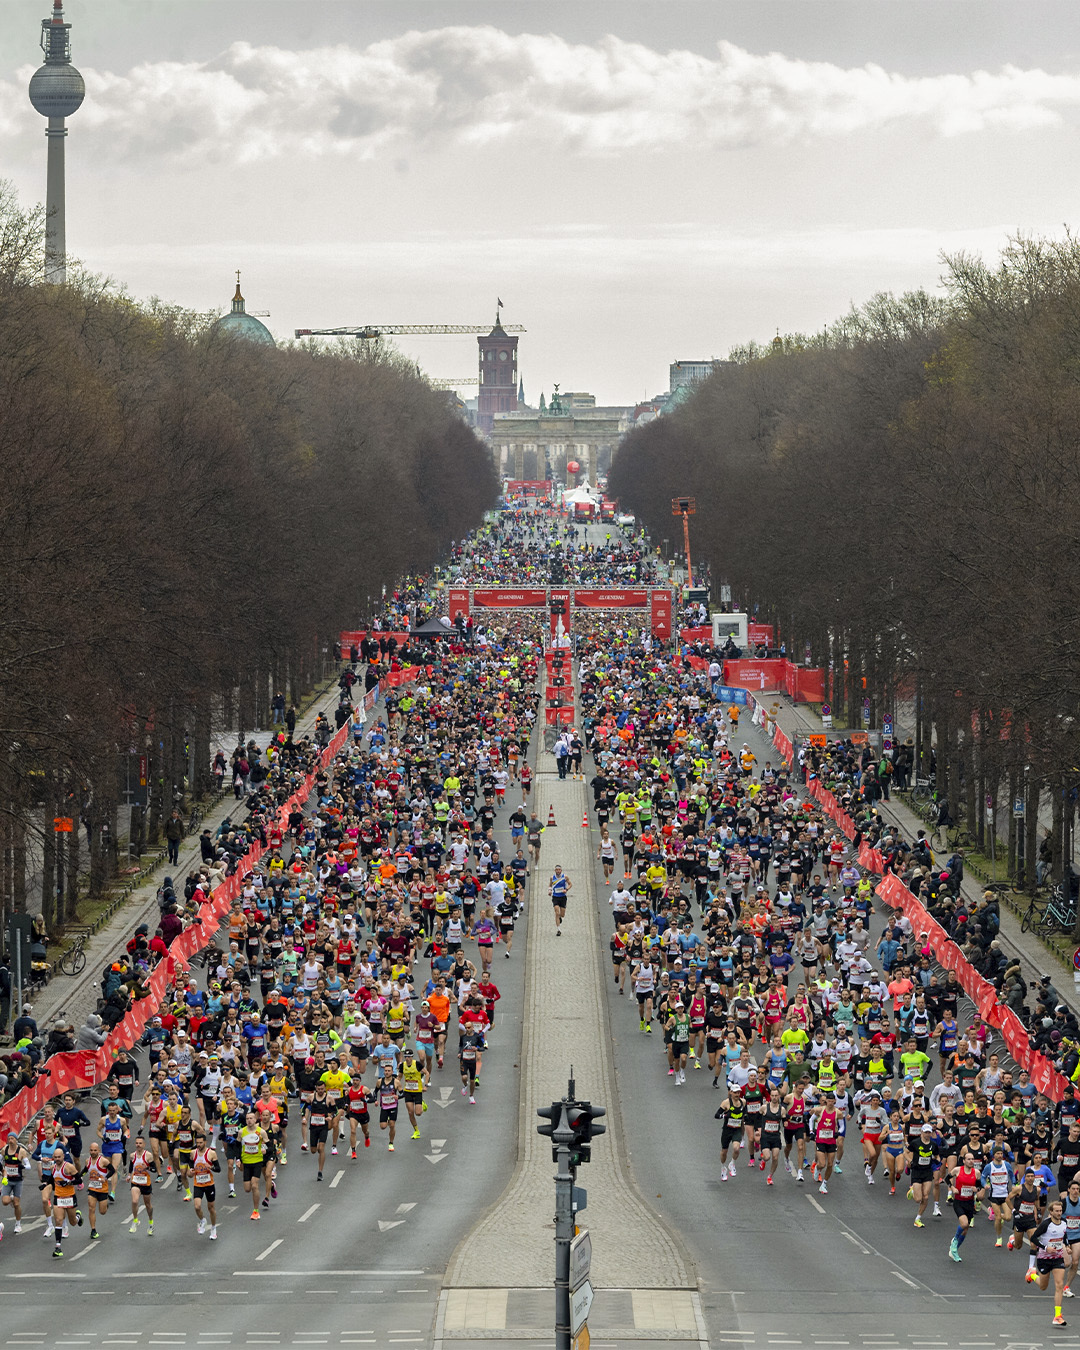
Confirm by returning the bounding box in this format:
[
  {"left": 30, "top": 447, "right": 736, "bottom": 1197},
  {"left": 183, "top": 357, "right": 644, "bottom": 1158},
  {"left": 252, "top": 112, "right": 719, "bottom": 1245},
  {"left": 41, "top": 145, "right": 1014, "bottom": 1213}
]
[{"left": 378, "top": 1220, "right": 405, "bottom": 1232}]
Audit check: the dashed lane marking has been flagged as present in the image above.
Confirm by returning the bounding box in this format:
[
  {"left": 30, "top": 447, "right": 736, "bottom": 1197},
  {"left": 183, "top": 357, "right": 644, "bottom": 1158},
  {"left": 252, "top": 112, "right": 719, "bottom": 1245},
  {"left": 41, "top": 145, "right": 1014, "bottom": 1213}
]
[
  {"left": 328, "top": 1171, "right": 345, "bottom": 1189},
  {"left": 255, "top": 1239, "right": 283, "bottom": 1261},
  {"left": 297, "top": 1204, "right": 320, "bottom": 1223}
]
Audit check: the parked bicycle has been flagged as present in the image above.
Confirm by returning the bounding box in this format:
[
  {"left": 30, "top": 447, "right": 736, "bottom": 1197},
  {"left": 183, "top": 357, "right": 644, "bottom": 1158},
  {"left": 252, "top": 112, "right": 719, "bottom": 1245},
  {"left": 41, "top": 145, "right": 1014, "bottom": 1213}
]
[
  {"left": 58, "top": 932, "right": 88, "bottom": 976},
  {"left": 187, "top": 803, "right": 202, "bottom": 834},
  {"left": 909, "top": 777, "right": 938, "bottom": 804}
]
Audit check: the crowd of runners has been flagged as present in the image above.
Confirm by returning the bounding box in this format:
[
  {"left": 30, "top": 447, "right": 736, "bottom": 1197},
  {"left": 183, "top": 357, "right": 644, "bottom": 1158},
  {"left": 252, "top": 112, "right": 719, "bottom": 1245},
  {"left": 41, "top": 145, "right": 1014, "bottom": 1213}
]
[
  {"left": 573, "top": 609, "right": 1080, "bottom": 1327},
  {"left": 0, "top": 545, "right": 554, "bottom": 1258},
  {"left": 3, "top": 501, "right": 1076, "bottom": 1332}
]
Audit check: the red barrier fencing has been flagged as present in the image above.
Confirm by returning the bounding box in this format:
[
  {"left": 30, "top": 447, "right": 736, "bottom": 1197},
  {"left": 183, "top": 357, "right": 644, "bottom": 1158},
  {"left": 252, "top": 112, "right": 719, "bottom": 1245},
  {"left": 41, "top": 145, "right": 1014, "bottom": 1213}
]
[
  {"left": 875, "top": 872, "right": 1068, "bottom": 1100},
  {"left": 0, "top": 720, "right": 354, "bottom": 1135}
]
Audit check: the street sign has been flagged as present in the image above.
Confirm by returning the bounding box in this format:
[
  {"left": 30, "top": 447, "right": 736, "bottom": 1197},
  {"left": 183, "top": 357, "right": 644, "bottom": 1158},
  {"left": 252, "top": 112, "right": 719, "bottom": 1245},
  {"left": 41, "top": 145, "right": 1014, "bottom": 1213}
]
[
  {"left": 570, "top": 1229, "right": 592, "bottom": 1291},
  {"left": 883, "top": 715, "right": 893, "bottom": 736},
  {"left": 882, "top": 737, "right": 892, "bottom": 751},
  {"left": 573, "top": 1329, "right": 590, "bottom": 1350},
  {"left": 1013, "top": 798, "right": 1025, "bottom": 819},
  {"left": 572, "top": 1184, "right": 588, "bottom": 1214},
  {"left": 571, "top": 1280, "right": 594, "bottom": 1336},
  {"left": 861, "top": 708, "right": 870, "bottom": 726},
  {"left": 821, "top": 704, "right": 831, "bottom": 715}
]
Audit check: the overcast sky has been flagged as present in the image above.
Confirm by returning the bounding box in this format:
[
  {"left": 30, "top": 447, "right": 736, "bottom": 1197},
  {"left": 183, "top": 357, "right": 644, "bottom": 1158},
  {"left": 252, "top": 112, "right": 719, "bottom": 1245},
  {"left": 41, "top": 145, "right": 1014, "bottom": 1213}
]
[{"left": 5, "top": 1, "right": 1080, "bottom": 404}]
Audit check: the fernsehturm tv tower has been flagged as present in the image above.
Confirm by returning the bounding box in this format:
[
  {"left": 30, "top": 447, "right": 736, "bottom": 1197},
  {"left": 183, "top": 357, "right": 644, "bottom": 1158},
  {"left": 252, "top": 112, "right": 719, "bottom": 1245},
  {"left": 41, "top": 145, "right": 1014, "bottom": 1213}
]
[{"left": 28, "top": 0, "right": 85, "bottom": 284}]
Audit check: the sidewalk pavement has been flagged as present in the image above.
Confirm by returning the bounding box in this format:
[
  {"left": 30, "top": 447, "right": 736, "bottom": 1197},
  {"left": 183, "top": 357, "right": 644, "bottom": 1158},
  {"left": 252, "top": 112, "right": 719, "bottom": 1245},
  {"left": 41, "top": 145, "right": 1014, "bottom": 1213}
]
[
  {"left": 8, "top": 673, "right": 357, "bottom": 1041},
  {"left": 440, "top": 677, "right": 703, "bottom": 1344},
  {"left": 767, "top": 691, "right": 1080, "bottom": 1018}
]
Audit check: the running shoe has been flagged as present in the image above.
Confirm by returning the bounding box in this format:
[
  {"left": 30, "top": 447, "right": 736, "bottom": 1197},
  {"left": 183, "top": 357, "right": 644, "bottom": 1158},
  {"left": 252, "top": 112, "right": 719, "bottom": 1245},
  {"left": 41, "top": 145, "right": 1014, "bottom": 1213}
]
[
  {"left": 331, "top": 1146, "right": 338, "bottom": 1156},
  {"left": 75, "top": 1210, "right": 83, "bottom": 1226},
  {"left": 388, "top": 1143, "right": 395, "bottom": 1152},
  {"left": 1026, "top": 1269, "right": 1038, "bottom": 1283},
  {"left": 53, "top": 1246, "right": 63, "bottom": 1259},
  {"left": 197, "top": 1219, "right": 207, "bottom": 1235},
  {"left": 251, "top": 1210, "right": 260, "bottom": 1221},
  {"left": 13, "top": 1221, "right": 21, "bottom": 1234},
  {"left": 422, "top": 1103, "right": 428, "bottom": 1112},
  {"left": 412, "top": 1129, "right": 420, "bottom": 1139},
  {"left": 933, "top": 1203, "right": 942, "bottom": 1217},
  {"left": 365, "top": 1138, "right": 371, "bottom": 1148},
  {"left": 819, "top": 1182, "right": 828, "bottom": 1195},
  {"left": 995, "top": 1237, "right": 1002, "bottom": 1247},
  {"left": 317, "top": 1171, "right": 323, "bottom": 1181},
  {"left": 129, "top": 1220, "right": 139, "bottom": 1233},
  {"left": 890, "top": 1185, "right": 895, "bottom": 1195},
  {"left": 914, "top": 1217, "right": 924, "bottom": 1228},
  {"left": 1065, "top": 1287, "right": 1075, "bottom": 1299},
  {"left": 209, "top": 1227, "right": 218, "bottom": 1240},
  {"left": 280, "top": 1149, "right": 287, "bottom": 1165},
  {"left": 729, "top": 1162, "right": 736, "bottom": 1177},
  {"left": 90, "top": 1229, "right": 99, "bottom": 1240},
  {"left": 262, "top": 1198, "right": 269, "bottom": 1209},
  {"left": 668, "top": 1067, "right": 675, "bottom": 1076},
  {"left": 906, "top": 1187, "right": 914, "bottom": 1201},
  {"left": 184, "top": 1189, "right": 192, "bottom": 1203},
  {"left": 796, "top": 1170, "right": 804, "bottom": 1183},
  {"left": 759, "top": 1158, "right": 765, "bottom": 1171},
  {"left": 1053, "top": 1315, "right": 1068, "bottom": 1326},
  {"left": 720, "top": 1165, "right": 728, "bottom": 1181},
  {"left": 1008, "top": 1235, "right": 1016, "bottom": 1250},
  {"left": 147, "top": 1220, "right": 153, "bottom": 1235},
  {"left": 834, "top": 1164, "right": 842, "bottom": 1174},
  {"left": 766, "top": 1176, "right": 773, "bottom": 1186},
  {"left": 351, "top": 1149, "right": 357, "bottom": 1159},
  {"left": 949, "top": 1239, "right": 961, "bottom": 1262},
  {"left": 469, "top": 1096, "right": 476, "bottom": 1104},
  {"left": 301, "top": 1143, "right": 308, "bottom": 1152},
  {"left": 270, "top": 1185, "right": 277, "bottom": 1199}
]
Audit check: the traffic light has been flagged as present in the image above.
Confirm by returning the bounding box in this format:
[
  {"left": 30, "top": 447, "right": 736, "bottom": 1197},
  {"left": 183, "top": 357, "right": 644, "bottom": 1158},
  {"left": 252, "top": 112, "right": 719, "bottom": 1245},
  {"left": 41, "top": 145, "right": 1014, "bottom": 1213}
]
[
  {"left": 565, "top": 1101, "right": 606, "bottom": 1168},
  {"left": 537, "top": 1101, "right": 565, "bottom": 1162}
]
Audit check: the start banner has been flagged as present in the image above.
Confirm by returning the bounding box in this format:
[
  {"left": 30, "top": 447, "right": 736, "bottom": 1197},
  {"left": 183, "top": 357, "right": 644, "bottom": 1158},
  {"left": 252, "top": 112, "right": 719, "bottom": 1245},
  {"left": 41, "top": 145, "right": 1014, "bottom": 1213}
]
[
  {"left": 574, "top": 589, "right": 649, "bottom": 608},
  {"left": 505, "top": 480, "right": 552, "bottom": 497},
  {"left": 448, "top": 588, "right": 469, "bottom": 623},
  {"left": 472, "top": 588, "right": 548, "bottom": 608}
]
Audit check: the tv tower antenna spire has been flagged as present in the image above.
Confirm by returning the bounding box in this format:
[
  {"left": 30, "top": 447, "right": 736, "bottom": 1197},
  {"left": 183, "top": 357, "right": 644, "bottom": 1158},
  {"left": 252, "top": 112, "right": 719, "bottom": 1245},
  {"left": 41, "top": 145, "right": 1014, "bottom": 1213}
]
[{"left": 28, "top": 0, "right": 85, "bottom": 284}]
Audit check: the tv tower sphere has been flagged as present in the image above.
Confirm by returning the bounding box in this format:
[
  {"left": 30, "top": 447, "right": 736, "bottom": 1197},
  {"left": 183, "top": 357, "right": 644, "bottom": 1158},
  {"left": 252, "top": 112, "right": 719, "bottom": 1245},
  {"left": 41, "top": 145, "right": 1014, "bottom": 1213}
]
[{"left": 29, "top": 0, "right": 84, "bottom": 283}]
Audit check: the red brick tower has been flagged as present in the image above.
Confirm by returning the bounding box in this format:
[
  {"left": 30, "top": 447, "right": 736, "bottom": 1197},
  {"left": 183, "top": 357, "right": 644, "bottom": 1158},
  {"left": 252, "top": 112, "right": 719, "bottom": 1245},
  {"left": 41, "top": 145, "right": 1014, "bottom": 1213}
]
[{"left": 476, "top": 303, "right": 518, "bottom": 433}]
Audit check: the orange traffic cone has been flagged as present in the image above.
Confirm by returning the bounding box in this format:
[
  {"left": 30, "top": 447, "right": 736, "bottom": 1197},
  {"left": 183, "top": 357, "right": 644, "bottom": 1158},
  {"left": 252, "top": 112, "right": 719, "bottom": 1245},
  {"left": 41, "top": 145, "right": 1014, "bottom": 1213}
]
[
  {"left": 581, "top": 811, "right": 589, "bottom": 828},
  {"left": 547, "top": 804, "right": 557, "bottom": 827}
]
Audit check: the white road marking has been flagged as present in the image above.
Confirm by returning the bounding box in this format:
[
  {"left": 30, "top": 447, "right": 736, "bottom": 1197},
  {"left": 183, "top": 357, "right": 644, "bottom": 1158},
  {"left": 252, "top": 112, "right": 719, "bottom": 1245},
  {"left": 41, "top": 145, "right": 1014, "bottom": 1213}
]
[
  {"left": 68, "top": 1244, "right": 101, "bottom": 1262},
  {"left": 891, "top": 1272, "right": 919, "bottom": 1290},
  {"left": 425, "top": 1153, "right": 447, "bottom": 1164},
  {"left": 255, "top": 1239, "right": 283, "bottom": 1261},
  {"left": 805, "top": 1195, "right": 826, "bottom": 1215},
  {"left": 840, "top": 1233, "right": 869, "bottom": 1254},
  {"left": 328, "top": 1171, "right": 345, "bottom": 1189},
  {"left": 395, "top": 1203, "right": 416, "bottom": 1214},
  {"left": 7, "top": 1273, "right": 87, "bottom": 1279},
  {"left": 378, "top": 1220, "right": 405, "bottom": 1232},
  {"left": 297, "top": 1204, "right": 321, "bottom": 1223}
]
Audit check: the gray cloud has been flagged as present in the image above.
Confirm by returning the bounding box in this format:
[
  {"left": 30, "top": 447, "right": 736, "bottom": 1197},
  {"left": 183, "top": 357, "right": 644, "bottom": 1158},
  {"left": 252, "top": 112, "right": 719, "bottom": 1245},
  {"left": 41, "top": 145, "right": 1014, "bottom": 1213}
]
[{"left": 4, "top": 29, "right": 1079, "bottom": 162}]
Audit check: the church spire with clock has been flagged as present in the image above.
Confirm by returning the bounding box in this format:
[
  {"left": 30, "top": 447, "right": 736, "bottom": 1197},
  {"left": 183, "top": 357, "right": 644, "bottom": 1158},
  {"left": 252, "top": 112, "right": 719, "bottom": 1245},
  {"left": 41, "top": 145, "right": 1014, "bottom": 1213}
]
[{"left": 476, "top": 301, "right": 518, "bottom": 433}]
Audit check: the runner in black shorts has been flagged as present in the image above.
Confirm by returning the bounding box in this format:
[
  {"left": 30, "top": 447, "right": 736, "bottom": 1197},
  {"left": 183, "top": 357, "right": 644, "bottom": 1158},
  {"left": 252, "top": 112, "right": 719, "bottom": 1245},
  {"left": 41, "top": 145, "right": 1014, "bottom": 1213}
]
[{"left": 308, "top": 1085, "right": 331, "bottom": 1181}]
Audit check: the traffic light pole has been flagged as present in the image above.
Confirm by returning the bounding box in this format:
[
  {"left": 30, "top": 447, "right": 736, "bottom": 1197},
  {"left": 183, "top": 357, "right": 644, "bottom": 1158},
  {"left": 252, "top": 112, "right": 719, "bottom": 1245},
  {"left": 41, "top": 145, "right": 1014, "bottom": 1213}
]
[{"left": 553, "top": 1116, "right": 575, "bottom": 1350}]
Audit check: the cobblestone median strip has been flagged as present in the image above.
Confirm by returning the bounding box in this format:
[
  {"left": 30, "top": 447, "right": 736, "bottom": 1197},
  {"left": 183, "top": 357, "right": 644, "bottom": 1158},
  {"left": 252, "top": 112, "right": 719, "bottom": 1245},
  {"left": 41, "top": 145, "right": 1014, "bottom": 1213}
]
[{"left": 444, "top": 672, "right": 692, "bottom": 1309}]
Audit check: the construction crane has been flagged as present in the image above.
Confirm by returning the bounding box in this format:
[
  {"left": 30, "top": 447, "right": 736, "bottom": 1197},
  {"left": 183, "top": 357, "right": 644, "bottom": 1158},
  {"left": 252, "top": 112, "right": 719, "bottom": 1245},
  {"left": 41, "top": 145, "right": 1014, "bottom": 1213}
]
[
  {"left": 430, "top": 377, "right": 478, "bottom": 390},
  {"left": 294, "top": 324, "right": 526, "bottom": 339}
]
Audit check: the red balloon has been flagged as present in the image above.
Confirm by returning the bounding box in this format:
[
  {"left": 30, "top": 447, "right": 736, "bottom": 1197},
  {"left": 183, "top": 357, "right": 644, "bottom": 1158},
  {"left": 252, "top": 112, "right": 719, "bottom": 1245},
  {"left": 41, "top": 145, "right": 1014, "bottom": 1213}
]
[{"left": 566, "top": 460, "right": 580, "bottom": 474}]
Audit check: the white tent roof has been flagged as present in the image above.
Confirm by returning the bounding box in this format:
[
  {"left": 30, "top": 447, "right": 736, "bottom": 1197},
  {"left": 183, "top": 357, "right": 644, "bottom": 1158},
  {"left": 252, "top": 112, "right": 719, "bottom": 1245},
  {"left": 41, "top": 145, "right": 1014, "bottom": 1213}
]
[{"left": 563, "top": 486, "right": 600, "bottom": 505}]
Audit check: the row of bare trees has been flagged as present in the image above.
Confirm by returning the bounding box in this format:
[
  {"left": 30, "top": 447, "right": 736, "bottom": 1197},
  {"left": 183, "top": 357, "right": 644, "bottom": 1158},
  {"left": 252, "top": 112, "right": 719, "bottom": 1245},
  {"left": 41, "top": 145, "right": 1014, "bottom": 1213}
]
[
  {"left": 610, "top": 233, "right": 1080, "bottom": 891},
  {"left": 0, "top": 184, "right": 497, "bottom": 931}
]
